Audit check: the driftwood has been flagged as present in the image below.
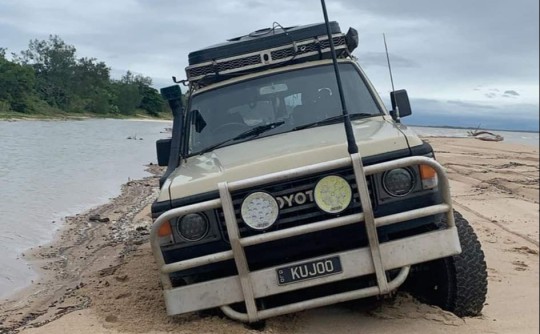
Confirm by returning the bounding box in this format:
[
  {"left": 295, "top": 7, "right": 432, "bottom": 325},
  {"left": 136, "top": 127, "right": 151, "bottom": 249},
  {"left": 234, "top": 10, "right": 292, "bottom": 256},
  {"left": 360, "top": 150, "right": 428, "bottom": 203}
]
[{"left": 467, "top": 129, "right": 504, "bottom": 142}]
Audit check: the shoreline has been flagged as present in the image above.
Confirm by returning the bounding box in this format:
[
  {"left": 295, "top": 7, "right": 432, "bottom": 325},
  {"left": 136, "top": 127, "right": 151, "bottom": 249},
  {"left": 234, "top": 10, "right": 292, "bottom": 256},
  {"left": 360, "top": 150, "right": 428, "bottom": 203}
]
[
  {"left": 0, "top": 164, "right": 165, "bottom": 333},
  {"left": 410, "top": 124, "right": 539, "bottom": 134},
  {"left": 410, "top": 128, "right": 539, "bottom": 148},
  {"left": 417, "top": 135, "right": 540, "bottom": 148},
  {"left": 0, "top": 113, "right": 172, "bottom": 122},
  {"left": 0, "top": 117, "right": 173, "bottom": 301},
  {"left": 0, "top": 138, "right": 538, "bottom": 334}
]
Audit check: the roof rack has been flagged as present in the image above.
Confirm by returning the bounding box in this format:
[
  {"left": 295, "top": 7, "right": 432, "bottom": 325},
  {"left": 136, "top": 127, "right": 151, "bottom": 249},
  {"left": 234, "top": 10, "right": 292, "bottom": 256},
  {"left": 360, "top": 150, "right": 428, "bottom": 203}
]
[{"left": 185, "top": 22, "right": 358, "bottom": 87}]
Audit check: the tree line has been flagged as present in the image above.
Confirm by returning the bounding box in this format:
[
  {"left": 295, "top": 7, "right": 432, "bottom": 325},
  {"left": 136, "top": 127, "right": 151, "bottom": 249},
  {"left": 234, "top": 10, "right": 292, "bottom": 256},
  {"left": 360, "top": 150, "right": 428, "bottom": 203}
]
[{"left": 0, "top": 35, "right": 167, "bottom": 117}]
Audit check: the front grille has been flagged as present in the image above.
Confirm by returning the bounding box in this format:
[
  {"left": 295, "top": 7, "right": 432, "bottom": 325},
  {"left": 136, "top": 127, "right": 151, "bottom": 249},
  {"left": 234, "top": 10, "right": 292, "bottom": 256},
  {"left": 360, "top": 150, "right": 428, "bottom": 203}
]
[{"left": 217, "top": 167, "right": 375, "bottom": 241}]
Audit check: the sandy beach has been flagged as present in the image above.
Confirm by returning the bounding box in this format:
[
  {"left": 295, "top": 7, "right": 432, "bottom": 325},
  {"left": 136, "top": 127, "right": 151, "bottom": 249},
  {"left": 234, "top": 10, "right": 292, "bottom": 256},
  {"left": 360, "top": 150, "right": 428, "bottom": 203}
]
[{"left": 0, "top": 137, "right": 538, "bottom": 334}]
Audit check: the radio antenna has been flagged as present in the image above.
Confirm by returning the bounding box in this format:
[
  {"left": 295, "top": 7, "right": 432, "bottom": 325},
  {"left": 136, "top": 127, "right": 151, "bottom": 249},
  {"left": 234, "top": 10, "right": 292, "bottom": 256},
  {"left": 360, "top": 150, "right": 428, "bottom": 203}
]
[
  {"left": 383, "top": 33, "right": 399, "bottom": 121},
  {"left": 383, "top": 33, "right": 395, "bottom": 92},
  {"left": 320, "top": 0, "right": 358, "bottom": 154}
]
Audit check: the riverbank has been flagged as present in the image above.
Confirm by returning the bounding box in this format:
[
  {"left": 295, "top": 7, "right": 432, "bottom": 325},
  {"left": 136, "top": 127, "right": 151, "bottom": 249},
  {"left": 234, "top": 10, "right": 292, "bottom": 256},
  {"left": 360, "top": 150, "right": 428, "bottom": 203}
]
[
  {"left": 0, "top": 111, "right": 171, "bottom": 122},
  {"left": 0, "top": 138, "right": 538, "bottom": 334},
  {"left": 0, "top": 164, "right": 165, "bottom": 333},
  {"left": 0, "top": 119, "right": 173, "bottom": 298}
]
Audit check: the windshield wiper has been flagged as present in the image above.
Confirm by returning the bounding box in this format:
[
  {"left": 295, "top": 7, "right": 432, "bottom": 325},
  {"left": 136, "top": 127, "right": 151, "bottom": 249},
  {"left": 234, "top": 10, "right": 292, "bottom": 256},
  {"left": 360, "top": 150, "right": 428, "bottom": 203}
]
[
  {"left": 292, "top": 113, "right": 375, "bottom": 131},
  {"left": 234, "top": 121, "right": 285, "bottom": 140},
  {"left": 197, "top": 121, "right": 284, "bottom": 155}
]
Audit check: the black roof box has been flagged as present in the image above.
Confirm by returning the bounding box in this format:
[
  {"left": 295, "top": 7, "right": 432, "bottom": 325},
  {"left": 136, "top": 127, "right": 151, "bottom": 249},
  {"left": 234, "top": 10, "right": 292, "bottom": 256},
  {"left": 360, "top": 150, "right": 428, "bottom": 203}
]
[{"left": 188, "top": 22, "right": 342, "bottom": 65}]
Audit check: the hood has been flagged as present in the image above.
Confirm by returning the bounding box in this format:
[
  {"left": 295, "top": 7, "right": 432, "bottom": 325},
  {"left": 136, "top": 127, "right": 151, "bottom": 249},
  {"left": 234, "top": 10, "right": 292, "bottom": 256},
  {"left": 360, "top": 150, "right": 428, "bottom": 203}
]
[{"left": 160, "top": 116, "right": 414, "bottom": 201}]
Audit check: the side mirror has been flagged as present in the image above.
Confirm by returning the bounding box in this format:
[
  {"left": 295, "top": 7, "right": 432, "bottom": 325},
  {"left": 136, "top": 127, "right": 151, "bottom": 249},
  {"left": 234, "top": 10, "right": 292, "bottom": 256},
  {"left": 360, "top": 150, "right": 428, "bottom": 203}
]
[
  {"left": 390, "top": 89, "right": 412, "bottom": 120},
  {"left": 156, "top": 138, "right": 171, "bottom": 166}
]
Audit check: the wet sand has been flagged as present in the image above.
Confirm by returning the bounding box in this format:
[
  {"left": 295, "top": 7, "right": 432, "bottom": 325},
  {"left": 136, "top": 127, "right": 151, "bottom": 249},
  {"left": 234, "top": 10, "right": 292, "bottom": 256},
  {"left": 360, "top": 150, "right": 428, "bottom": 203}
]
[{"left": 0, "top": 138, "right": 538, "bottom": 334}]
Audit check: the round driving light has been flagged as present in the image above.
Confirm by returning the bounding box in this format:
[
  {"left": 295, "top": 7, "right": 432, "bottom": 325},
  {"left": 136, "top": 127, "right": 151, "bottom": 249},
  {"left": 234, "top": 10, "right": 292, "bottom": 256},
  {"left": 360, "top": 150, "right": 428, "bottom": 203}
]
[
  {"left": 177, "top": 213, "right": 209, "bottom": 241},
  {"left": 383, "top": 168, "right": 415, "bottom": 197},
  {"left": 314, "top": 175, "right": 352, "bottom": 214},
  {"left": 241, "top": 192, "right": 279, "bottom": 230}
]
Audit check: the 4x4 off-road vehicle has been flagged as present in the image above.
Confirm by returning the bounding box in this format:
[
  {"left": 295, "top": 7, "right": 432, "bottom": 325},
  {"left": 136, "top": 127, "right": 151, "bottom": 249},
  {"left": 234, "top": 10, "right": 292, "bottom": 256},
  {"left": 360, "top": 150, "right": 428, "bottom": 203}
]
[{"left": 150, "top": 22, "right": 487, "bottom": 323}]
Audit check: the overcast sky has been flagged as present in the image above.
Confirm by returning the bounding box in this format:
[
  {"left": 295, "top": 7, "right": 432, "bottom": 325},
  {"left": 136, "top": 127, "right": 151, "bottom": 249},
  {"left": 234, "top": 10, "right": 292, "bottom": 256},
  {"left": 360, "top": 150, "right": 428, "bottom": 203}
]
[{"left": 1, "top": 0, "right": 538, "bottom": 129}]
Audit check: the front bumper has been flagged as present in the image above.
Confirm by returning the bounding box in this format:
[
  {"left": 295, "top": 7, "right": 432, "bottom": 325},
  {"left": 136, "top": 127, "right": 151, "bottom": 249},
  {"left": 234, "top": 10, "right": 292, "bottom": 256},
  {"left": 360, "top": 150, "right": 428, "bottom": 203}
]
[{"left": 151, "top": 155, "right": 461, "bottom": 322}]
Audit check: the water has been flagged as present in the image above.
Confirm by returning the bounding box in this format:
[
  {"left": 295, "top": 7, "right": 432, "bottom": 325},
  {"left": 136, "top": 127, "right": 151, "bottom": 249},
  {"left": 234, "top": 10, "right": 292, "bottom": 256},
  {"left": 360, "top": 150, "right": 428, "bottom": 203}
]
[
  {"left": 0, "top": 119, "right": 171, "bottom": 298},
  {"left": 410, "top": 126, "right": 539, "bottom": 147}
]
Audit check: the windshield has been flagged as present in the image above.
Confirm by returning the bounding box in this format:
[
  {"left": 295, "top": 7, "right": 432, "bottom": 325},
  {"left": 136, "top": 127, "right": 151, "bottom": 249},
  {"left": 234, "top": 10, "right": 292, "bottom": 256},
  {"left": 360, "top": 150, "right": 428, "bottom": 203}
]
[{"left": 187, "top": 63, "right": 383, "bottom": 155}]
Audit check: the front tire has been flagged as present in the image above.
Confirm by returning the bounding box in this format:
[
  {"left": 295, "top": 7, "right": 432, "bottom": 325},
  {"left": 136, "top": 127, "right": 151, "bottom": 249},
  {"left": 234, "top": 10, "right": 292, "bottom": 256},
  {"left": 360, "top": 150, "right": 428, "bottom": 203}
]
[{"left": 405, "top": 210, "right": 488, "bottom": 316}]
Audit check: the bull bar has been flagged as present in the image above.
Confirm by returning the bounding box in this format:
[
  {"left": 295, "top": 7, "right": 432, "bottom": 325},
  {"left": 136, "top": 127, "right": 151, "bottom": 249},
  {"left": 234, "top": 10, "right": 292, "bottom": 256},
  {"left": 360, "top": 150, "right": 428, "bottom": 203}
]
[{"left": 150, "top": 154, "right": 461, "bottom": 322}]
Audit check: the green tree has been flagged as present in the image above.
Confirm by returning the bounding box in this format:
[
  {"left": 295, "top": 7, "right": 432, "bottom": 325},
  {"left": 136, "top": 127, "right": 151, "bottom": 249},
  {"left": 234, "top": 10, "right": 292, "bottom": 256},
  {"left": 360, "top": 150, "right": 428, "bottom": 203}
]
[
  {"left": 71, "top": 57, "right": 111, "bottom": 113},
  {"left": 110, "top": 71, "right": 165, "bottom": 116},
  {"left": 0, "top": 49, "right": 36, "bottom": 112},
  {"left": 110, "top": 76, "right": 141, "bottom": 115},
  {"left": 73, "top": 57, "right": 110, "bottom": 95},
  {"left": 139, "top": 86, "right": 164, "bottom": 116},
  {"left": 15, "top": 35, "right": 77, "bottom": 109},
  {"left": 4, "top": 36, "right": 165, "bottom": 118}
]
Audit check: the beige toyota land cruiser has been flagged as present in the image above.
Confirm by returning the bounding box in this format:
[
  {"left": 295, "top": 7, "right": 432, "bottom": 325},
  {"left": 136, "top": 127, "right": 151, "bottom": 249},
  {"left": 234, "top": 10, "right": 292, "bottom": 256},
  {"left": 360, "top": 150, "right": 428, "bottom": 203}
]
[{"left": 150, "top": 21, "right": 487, "bottom": 323}]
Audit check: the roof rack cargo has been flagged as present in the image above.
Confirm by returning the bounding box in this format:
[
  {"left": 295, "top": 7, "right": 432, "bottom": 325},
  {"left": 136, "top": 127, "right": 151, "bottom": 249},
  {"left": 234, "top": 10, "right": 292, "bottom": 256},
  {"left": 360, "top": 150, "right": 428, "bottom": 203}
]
[{"left": 185, "top": 22, "right": 358, "bottom": 86}]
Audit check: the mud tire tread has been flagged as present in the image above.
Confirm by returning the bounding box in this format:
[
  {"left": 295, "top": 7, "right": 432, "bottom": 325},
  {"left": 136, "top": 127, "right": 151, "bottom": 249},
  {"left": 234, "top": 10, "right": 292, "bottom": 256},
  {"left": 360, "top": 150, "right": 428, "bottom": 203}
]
[{"left": 445, "top": 211, "right": 488, "bottom": 316}]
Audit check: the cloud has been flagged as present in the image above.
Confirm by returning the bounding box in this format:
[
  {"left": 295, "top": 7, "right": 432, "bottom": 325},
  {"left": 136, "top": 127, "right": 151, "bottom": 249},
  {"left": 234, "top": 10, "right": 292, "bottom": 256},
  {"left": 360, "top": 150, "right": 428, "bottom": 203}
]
[
  {"left": 446, "top": 100, "right": 496, "bottom": 109},
  {"left": 400, "top": 98, "right": 539, "bottom": 131},
  {"left": 356, "top": 51, "right": 418, "bottom": 69},
  {"left": 474, "top": 87, "right": 522, "bottom": 100},
  {"left": 503, "top": 90, "right": 520, "bottom": 96},
  {"left": 0, "top": 0, "right": 537, "bottom": 127}
]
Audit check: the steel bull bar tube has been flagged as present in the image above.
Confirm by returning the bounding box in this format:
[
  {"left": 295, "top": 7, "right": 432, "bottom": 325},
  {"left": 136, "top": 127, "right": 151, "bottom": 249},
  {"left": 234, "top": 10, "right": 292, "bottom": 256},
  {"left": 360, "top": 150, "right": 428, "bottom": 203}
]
[
  {"left": 150, "top": 155, "right": 458, "bottom": 322},
  {"left": 221, "top": 266, "right": 411, "bottom": 322}
]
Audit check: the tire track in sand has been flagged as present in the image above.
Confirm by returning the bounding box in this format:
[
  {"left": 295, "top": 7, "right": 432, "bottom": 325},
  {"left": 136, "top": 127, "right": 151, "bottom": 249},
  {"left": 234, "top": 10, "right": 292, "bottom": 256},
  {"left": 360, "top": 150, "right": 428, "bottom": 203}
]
[{"left": 453, "top": 201, "right": 539, "bottom": 247}]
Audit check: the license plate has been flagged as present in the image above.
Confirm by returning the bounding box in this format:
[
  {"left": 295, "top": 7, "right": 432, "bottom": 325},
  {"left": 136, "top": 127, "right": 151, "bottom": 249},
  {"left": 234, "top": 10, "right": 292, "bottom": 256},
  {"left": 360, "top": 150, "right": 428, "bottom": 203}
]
[{"left": 276, "top": 256, "right": 342, "bottom": 285}]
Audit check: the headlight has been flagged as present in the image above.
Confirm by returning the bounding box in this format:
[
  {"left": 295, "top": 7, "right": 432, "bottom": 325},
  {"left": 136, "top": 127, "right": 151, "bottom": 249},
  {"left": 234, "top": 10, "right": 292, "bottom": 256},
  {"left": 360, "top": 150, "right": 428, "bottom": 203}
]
[
  {"left": 314, "top": 175, "right": 352, "bottom": 214},
  {"left": 383, "top": 168, "right": 415, "bottom": 197},
  {"left": 177, "top": 213, "right": 209, "bottom": 241},
  {"left": 241, "top": 192, "right": 279, "bottom": 230}
]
